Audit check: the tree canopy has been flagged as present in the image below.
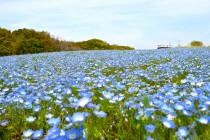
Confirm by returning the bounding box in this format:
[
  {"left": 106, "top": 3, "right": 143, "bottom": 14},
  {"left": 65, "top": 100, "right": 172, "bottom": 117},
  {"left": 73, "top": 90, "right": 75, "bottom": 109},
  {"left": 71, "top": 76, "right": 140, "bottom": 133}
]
[
  {"left": 74, "top": 38, "right": 134, "bottom": 50},
  {"left": 190, "top": 40, "right": 203, "bottom": 47},
  {"left": 0, "top": 27, "right": 134, "bottom": 56}
]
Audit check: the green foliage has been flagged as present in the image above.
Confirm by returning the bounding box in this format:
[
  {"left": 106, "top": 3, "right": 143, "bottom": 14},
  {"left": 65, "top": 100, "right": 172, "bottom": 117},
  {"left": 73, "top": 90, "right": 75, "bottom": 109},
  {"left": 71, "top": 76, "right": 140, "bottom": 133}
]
[
  {"left": 190, "top": 40, "right": 203, "bottom": 47},
  {"left": 75, "top": 38, "right": 134, "bottom": 50},
  {"left": 0, "top": 27, "right": 134, "bottom": 56},
  {"left": 0, "top": 28, "right": 13, "bottom": 56},
  {"left": 0, "top": 28, "right": 55, "bottom": 56}
]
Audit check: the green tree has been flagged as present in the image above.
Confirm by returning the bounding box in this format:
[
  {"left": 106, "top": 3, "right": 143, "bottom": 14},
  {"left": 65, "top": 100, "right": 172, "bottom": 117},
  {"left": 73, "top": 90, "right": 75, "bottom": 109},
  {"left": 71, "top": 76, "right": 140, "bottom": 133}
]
[
  {"left": 85, "top": 38, "right": 109, "bottom": 50},
  {"left": 12, "top": 29, "right": 54, "bottom": 54},
  {"left": 0, "top": 27, "right": 134, "bottom": 56},
  {"left": 18, "top": 38, "right": 43, "bottom": 54},
  {"left": 190, "top": 40, "right": 203, "bottom": 47},
  {"left": 0, "top": 28, "right": 13, "bottom": 55},
  {"left": 0, "top": 41, "right": 11, "bottom": 56},
  {"left": 75, "top": 38, "right": 134, "bottom": 50}
]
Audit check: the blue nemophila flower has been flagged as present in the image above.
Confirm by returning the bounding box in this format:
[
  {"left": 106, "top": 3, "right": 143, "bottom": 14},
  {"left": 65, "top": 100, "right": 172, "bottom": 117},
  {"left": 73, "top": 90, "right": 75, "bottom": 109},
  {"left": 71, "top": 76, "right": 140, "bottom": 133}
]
[
  {"left": 71, "top": 112, "right": 86, "bottom": 124},
  {"left": 178, "top": 126, "right": 189, "bottom": 137},
  {"left": 128, "top": 87, "right": 138, "bottom": 94},
  {"left": 0, "top": 91, "right": 6, "bottom": 96},
  {"left": 146, "top": 136, "right": 154, "bottom": 140},
  {"left": 34, "top": 99, "right": 40, "bottom": 104},
  {"left": 78, "top": 125, "right": 85, "bottom": 137},
  {"left": 198, "top": 104, "right": 208, "bottom": 111},
  {"left": 68, "top": 97, "right": 78, "bottom": 102},
  {"left": 65, "top": 127, "right": 79, "bottom": 139},
  {"left": 167, "top": 113, "right": 177, "bottom": 120},
  {"left": 23, "top": 138, "right": 31, "bottom": 140},
  {"left": 180, "top": 79, "right": 187, "bottom": 84},
  {"left": 99, "top": 97, "right": 105, "bottom": 101},
  {"left": 87, "top": 103, "right": 100, "bottom": 109},
  {"left": 184, "top": 100, "right": 195, "bottom": 110},
  {"left": 162, "top": 117, "right": 176, "bottom": 128},
  {"left": 77, "top": 97, "right": 91, "bottom": 108},
  {"left": 160, "top": 104, "right": 175, "bottom": 114},
  {"left": 64, "top": 123, "right": 73, "bottom": 129},
  {"left": 26, "top": 116, "right": 36, "bottom": 123},
  {"left": 54, "top": 99, "right": 62, "bottom": 105},
  {"left": 19, "top": 89, "right": 27, "bottom": 95},
  {"left": 110, "top": 94, "right": 125, "bottom": 103},
  {"left": 65, "top": 115, "right": 71, "bottom": 122},
  {"left": 60, "top": 129, "right": 66, "bottom": 136},
  {"left": 144, "top": 124, "right": 156, "bottom": 133},
  {"left": 182, "top": 110, "right": 192, "bottom": 116},
  {"left": 23, "top": 129, "right": 34, "bottom": 138},
  {"left": 151, "top": 99, "right": 162, "bottom": 107},
  {"left": 79, "top": 91, "right": 93, "bottom": 97},
  {"left": 53, "top": 85, "right": 63, "bottom": 92},
  {"left": 144, "top": 108, "right": 155, "bottom": 117},
  {"left": 41, "top": 96, "right": 51, "bottom": 101},
  {"left": 197, "top": 115, "right": 210, "bottom": 124},
  {"left": 46, "top": 113, "right": 54, "bottom": 119},
  {"left": 93, "top": 110, "right": 107, "bottom": 118},
  {"left": 63, "top": 88, "right": 72, "bottom": 95},
  {"left": 3, "top": 88, "right": 9, "bottom": 92},
  {"left": 45, "top": 127, "right": 60, "bottom": 139},
  {"left": 97, "top": 83, "right": 103, "bottom": 88},
  {"left": 170, "top": 96, "right": 181, "bottom": 102},
  {"left": 52, "top": 136, "right": 66, "bottom": 140},
  {"left": 0, "top": 119, "right": 9, "bottom": 126},
  {"left": 47, "top": 106, "right": 53, "bottom": 111},
  {"left": 56, "top": 94, "right": 63, "bottom": 100},
  {"left": 47, "top": 117, "right": 61, "bottom": 127},
  {"left": 174, "top": 102, "right": 185, "bottom": 111},
  {"left": 204, "top": 100, "right": 210, "bottom": 105},
  {"left": 25, "top": 96, "right": 35, "bottom": 102},
  {"left": 190, "top": 91, "right": 198, "bottom": 97},
  {"left": 102, "top": 91, "right": 114, "bottom": 99},
  {"left": 33, "top": 105, "right": 42, "bottom": 112},
  {"left": 24, "top": 101, "right": 32, "bottom": 109},
  {"left": 188, "top": 121, "right": 197, "bottom": 129},
  {"left": 32, "top": 129, "right": 43, "bottom": 139},
  {"left": 115, "top": 83, "right": 125, "bottom": 90}
]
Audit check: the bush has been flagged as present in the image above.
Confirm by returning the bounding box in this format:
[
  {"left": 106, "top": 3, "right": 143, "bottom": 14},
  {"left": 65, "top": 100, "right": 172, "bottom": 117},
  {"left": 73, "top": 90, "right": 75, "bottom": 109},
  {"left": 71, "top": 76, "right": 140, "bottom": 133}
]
[{"left": 190, "top": 40, "right": 203, "bottom": 47}]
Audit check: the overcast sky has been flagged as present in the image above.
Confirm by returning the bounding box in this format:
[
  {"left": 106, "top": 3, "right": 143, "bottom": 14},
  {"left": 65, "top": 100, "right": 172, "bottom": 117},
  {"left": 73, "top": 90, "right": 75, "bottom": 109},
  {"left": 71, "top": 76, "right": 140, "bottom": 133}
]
[{"left": 1, "top": 0, "right": 210, "bottom": 49}]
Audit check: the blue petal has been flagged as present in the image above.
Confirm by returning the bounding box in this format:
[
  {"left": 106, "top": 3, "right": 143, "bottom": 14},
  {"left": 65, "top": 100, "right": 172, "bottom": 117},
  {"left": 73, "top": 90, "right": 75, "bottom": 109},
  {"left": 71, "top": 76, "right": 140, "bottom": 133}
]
[
  {"left": 197, "top": 116, "right": 210, "bottom": 124},
  {"left": 145, "top": 124, "right": 156, "bottom": 133},
  {"left": 65, "top": 115, "right": 71, "bottom": 122},
  {"left": 146, "top": 136, "right": 154, "bottom": 140},
  {"left": 162, "top": 117, "right": 176, "bottom": 128},
  {"left": 33, "top": 105, "right": 42, "bottom": 112},
  {"left": 174, "top": 102, "right": 185, "bottom": 110},
  {"left": 93, "top": 110, "right": 107, "bottom": 118},
  {"left": 47, "top": 117, "right": 61, "bottom": 127},
  {"left": 32, "top": 129, "right": 44, "bottom": 139},
  {"left": 77, "top": 97, "right": 91, "bottom": 108},
  {"left": 160, "top": 104, "right": 175, "bottom": 114},
  {"left": 65, "top": 127, "right": 79, "bottom": 140},
  {"left": 71, "top": 112, "right": 86, "bottom": 123},
  {"left": 178, "top": 126, "right": 189, "bottom": 137},
  {"left": 46, "top": 127, "right": 60, "bottom": 139},
  {"left": 26, "top": 116, "right": 36, "bottom": 123},
  {"left": 23, "top": 129, "right": 34, "bottom": 138}
]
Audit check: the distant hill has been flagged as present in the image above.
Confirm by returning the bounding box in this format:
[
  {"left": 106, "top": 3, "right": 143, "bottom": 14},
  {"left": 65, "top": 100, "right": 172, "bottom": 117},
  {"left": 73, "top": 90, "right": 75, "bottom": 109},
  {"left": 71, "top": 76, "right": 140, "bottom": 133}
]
[{"left": 0, "top": 27, "right": 134, "bottom": 56}]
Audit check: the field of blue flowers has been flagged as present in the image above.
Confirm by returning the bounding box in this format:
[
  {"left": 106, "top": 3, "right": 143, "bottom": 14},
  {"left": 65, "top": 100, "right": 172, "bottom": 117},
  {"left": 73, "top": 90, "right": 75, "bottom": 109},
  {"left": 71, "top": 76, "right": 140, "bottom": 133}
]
[{"left": 0, "top": 48, "right": 210, "bottom": 140}]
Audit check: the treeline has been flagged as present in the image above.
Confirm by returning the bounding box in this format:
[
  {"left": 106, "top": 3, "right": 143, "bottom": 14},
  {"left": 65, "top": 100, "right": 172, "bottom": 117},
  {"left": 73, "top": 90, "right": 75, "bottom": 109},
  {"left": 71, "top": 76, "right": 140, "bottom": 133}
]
[
  {"left": 0, "top": 27, "right": 134, "bottom": 56},
  {"left": 72, "top": 38, "right": 134, "bottom": 50}
]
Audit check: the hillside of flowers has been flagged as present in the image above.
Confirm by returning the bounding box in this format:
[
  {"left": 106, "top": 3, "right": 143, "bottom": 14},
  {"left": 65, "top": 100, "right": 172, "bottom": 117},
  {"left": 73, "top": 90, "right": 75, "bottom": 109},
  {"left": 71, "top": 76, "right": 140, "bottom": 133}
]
[{"left": 0, "top": 48, "right": 210, "bottom": 140}]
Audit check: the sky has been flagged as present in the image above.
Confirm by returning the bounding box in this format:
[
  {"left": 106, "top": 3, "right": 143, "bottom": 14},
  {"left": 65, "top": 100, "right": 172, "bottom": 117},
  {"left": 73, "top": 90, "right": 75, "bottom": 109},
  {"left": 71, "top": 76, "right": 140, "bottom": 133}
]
[{"left": 0, "top": 0, "right": 210, "bottom": 49}]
